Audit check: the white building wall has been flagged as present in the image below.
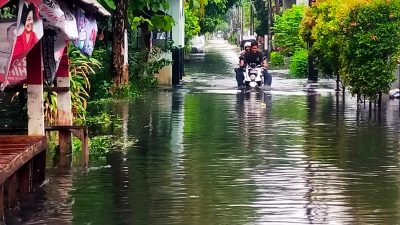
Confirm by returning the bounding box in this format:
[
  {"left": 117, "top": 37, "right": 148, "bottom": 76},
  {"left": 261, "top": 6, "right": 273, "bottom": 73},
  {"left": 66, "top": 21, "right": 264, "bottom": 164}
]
[
  {"left": 168, "top": 0, "right": 185, "bottom": 47},
  {"left": 297, "top": 0, "right": 308, "bottom": 5}
]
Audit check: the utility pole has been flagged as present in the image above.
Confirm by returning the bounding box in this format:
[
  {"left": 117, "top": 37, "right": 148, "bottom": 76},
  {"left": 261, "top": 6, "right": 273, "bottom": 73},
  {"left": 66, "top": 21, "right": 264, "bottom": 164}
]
[
  {"left": 250, "top": 1, "right": 254, "bottom": 35},
  {"left": 266, "top": 0, "right": 273, "bottom": 60},
  {"left": 307, "top": 0, "right": 318, "bottom": 83}
]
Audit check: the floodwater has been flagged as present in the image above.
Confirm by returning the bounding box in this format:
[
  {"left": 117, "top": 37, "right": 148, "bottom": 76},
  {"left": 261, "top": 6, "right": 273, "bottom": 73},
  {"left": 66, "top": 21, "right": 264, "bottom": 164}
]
[{"left": 10, "top": 40, "right": 400, "bottom": 224}]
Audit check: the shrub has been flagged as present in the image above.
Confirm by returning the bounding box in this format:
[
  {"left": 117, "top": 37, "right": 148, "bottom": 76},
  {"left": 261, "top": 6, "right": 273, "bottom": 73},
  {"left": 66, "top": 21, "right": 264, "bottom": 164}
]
[
  {"left": 90, "top": 44, "right": 113, "bottom": 100},
  {"left": 129, "top": 47, "right": 171, "bottom": 90},
  {"left": 273, "top": 5, "right": 306, "bottom": 56},
  {"left": 289, "top": 49, "right": 308, "bottom": 78},
  {"left": 270, "top": 52, "right": 285, "bottom": 67}
]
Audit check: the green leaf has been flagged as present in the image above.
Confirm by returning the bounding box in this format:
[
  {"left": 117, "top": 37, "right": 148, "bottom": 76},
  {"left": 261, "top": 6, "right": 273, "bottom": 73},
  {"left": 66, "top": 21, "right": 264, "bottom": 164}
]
[{"left": 104, "top": 0, "right": 116, "bottom": 10}]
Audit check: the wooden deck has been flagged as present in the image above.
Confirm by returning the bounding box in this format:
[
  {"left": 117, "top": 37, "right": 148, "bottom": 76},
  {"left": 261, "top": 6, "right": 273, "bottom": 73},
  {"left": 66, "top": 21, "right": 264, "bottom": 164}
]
[{"left": 0, "top": 135, "right": 47, "bottom": 221}]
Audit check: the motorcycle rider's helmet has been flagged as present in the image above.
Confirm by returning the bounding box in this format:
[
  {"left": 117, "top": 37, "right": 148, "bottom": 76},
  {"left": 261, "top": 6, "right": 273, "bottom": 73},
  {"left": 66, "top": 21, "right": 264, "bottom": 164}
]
[{"left": 244, "top": 42, "right": 251, "bottom": 48}]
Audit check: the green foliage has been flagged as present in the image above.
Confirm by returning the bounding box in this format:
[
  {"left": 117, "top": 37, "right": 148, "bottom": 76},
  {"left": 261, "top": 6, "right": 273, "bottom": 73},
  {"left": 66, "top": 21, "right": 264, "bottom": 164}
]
[
  {"left": 289, "top": 49, "right": 308, "bottom": 78},
  {"left": 270, "top": 52, "right": 285, "bottom": 67},
  {"left": 69, "top": 45, "right": 101, "bottom": 122},
  {"left": 88, "top": 136, "right": 112, "bottom": 158},
  {"left": 302, "top": 0, "right": 400, "bottom": 100},
  {"left": 228, "top": 33, "right": 238, "bottom": 45},
  {"left": 109, "top": 84, "right": 140, "bottom": 99},
  {"left": 84, "top": 112, "right": 112, "bottom": 127},
  {"left": 43, "top": 45, "right": 101, "bottom": 125},
  {"left": 129, "top": 0, "right": 175, "bottom": 31},
  {"left": 198, "top": 0, "right": 241, "bottom": 34},
  {"left": 0, "top": 5, "right": 17, "bottom": 19},
  {"left": 44, "top": 91, "right": 57, "bottom": 125},
  {"left": 340, "top": 0, "right": 400, "bottom": 99},
  {"left": 300, "top": 1, "right": 341, "bottom": 77},
  {"left": 89, "top": 45, "right": 113, "bottom": 100},
  {"left": 253, "top": 0, "right": 269, "bottom": 36},
  {"left": 128, "top": 47, "right": 171, "bottom": 95},
  {"left": 97, "top": 0, "right": 116, "bottom": 11},
  {"left": 199, "top": 17, "right": 218, "bottom": 34},
  {"left": 72, "top": 135, "right": 112, "bottom": 159},
  {"left": 273, "top": 5, "right": 306, "bottom": 56},
  {"left": 185, "top": 5, "right": 201, "bottom": 51}
]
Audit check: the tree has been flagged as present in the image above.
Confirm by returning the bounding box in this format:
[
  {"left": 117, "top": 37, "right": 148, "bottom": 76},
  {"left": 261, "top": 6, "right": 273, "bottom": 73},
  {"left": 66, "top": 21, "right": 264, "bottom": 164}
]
[
  {"left": 97, "top": 0, "right": 175, "bottom": 90},
  {"left": 339, "top": 0, "right": 400, "bottom": 101},
  {"left": 273, "top": 5, "right": 306, "bottom": 56},
  {"left": 301, "top": 0, "right": 400, "bottom": 103},
  {"left": 112, "top": 0, "right": 128, "bottom": 86},
  {"left": 199, "top": 0, "right": 241, "bottom": 34},
  {"left": 184, "top": 5, "right": 201, "bottom": 51}
]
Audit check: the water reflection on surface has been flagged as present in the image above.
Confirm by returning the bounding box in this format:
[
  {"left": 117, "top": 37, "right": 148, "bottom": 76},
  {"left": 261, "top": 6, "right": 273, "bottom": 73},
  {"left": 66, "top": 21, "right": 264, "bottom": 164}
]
[
  {"left": 11, "top": 40, "right": 400, "bottom": 224},
  {"left": 12, "top": 89, "right": 400, "bottom": 225}
]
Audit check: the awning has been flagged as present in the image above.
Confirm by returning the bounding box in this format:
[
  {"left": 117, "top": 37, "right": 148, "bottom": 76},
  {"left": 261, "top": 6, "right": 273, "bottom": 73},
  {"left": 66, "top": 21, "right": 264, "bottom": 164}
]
[{"left": 70, "top": 0, "right": 111, "bottom": 16}]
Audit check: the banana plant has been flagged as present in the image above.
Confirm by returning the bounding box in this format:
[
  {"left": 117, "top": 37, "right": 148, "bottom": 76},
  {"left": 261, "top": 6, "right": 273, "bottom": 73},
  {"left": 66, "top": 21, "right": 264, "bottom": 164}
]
[{"left": 68, "top": 45, "right": 101, "bottom": 123}]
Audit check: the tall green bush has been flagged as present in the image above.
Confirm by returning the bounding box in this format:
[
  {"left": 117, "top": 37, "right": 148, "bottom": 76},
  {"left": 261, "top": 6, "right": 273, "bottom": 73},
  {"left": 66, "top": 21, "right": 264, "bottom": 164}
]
[
  {"left": 301, "top": 0, "right": 400, "bottom": 100},
  {"left": 289, "top": 49, "right": 308, "bottom": 78},
  {"left": 90, "top": 43, "right": 113, "bottom": 100},
  {"left": 129, "top": 47, "right": 171, "bottom": 90},
  {"left": 273, "top": 5, "right": 306, "bottom": 56},
  {"left": 184, "top": 5, "right": 201, "bottom": 52},
  {"left": 300, "top": 1, "right": 342, "bottom": 77},
  {"left": 270, "top": 52, "right": 285, "bottom": 67},
  {"left": 340, "top": 0, "right": 400, "bottom": 99}
]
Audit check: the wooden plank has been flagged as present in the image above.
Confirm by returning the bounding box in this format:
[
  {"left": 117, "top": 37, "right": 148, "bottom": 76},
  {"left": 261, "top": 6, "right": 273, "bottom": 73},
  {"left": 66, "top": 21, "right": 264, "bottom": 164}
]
[
  {"left": 0, "top": 151, "right": 21, "bottom": 155},
  {"left": 59, "top": 130, "right": 72, "bottom": 154},
  {"left": 0, "top": 184, "right": 3, "bottom": 222},
  {"left": 0, "top": 143, "right": 34, "bottom": 147},
  {"left": 43, "top": 86, "right": 69, "bottom": 93},
  {"left": 19, "top": 161, "right": 32, "bottom": 197},
  {"left": 45, "top": 125, "right": 87, "bottom": 131},
  {"left": 81, "top": 129, "right": 89, "bottom": 167},
  {"left": 6, "top": 173, "right": 17, "bottom": 207},
  {"left": 0, "top": 148, "right": 26, "bottom": 151},
  {"left": 0, "top": 136, "right": 47, "bottom": 184},
  {"left": 0, "top": 136, "right": 43, "bottom": 144},
  {"left": 32, "top": 151, "right": 46, "bottom": 186}
]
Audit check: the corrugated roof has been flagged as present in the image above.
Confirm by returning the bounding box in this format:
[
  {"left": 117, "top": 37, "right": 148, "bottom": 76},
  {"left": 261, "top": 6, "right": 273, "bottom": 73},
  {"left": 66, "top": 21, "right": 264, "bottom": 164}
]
[{"left": 70, "top": 0, "right": 111, "bottom": 16}]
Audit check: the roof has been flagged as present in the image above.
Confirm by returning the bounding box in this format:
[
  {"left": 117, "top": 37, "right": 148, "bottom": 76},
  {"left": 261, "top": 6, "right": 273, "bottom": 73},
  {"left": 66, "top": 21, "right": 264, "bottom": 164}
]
[{"left": 70, "top": 0, "right": 111, "bottom": 16}]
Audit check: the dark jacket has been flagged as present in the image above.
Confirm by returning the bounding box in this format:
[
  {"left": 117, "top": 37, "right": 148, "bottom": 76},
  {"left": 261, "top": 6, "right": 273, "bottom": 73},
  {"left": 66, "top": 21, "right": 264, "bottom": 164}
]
[{"left": 243, "top": 51, "right": 264, "bottom": 65}]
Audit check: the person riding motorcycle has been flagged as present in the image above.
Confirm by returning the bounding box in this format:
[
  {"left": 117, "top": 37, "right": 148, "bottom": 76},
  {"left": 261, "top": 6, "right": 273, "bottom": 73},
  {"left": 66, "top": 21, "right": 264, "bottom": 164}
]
[
  {"left": 236, "top": 42, "right": 272, "bottom": 87},
  {"left": 235, "top": 42, "right": 251, "bottom": 87},
  {"left": 240, "top": 42, "right": 251, "bottom": 57}
]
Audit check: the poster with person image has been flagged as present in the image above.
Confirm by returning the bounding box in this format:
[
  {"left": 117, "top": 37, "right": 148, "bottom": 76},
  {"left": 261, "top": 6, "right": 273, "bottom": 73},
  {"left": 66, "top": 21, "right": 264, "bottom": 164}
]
[
  {"left": 74, "top": 8, "right": 97, "bottom": 56},
  {"left": 6, "top": 0, "right": 43, "bottom": 85},
  {"left": 0, "top": 2, "right": 19, "bottom": 84}
]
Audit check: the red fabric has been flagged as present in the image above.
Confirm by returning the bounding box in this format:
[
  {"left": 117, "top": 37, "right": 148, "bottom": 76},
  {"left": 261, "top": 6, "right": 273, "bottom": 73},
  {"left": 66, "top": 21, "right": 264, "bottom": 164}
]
[
  {"left": 12, "top": 30, "right": 38, "bottom": 63},
  {"left": 0, "top": 0, "right": 10, "bottom": 8},
  {"left": 56, "top": 47, "right": 69, "bottom": 77}
]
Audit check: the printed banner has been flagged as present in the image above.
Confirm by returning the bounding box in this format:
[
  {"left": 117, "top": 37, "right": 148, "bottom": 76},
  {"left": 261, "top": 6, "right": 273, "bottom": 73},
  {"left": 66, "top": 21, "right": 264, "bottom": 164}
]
[
  {"left": 0, "top": 0, "right": 100, "bottom": 88},
  {"left": 74, "top": 8, "right": 97, "bottom": 56},
  {"left": 0, "top": 0, "right": 10, "bottom": 8},
  {"left": 40, "top": 0, "right": 73, "bottom": 84},
  {"left": 0, "top": 0, "right": 43, "bottom": 87},
  {"left": 0, "top": 4, "right": 19, "bottom": 85},
  {"left": 42, "top": 28, "right": 67, "bottom": 84},
  {"left": 40, "top": 0, "right": 78, "bottom": 40}
]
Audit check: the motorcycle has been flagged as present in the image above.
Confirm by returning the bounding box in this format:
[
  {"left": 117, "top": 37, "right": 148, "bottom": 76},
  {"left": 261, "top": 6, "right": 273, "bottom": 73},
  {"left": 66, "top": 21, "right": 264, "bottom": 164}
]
[{"left": 243, "top": 63, "right": 263, "bottom": 88}]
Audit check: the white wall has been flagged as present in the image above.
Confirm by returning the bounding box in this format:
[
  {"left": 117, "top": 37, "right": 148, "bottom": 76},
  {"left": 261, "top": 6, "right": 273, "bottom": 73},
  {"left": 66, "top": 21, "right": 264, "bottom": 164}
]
[
  {"left": 296, "top": 0, "right": 308, "bottom": 5},
  {"left": 168, "top": 0, "right": 185, "bottom": 47}
]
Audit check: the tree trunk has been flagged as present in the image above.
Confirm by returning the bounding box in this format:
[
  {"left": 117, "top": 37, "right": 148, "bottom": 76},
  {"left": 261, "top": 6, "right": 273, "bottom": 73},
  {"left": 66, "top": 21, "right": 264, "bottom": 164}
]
[
  {"left": 140, "top": 23, "right": 152, "bottom": 49},
  {"left": 112, "top": 0, "right": 129, "bottom": 87}
]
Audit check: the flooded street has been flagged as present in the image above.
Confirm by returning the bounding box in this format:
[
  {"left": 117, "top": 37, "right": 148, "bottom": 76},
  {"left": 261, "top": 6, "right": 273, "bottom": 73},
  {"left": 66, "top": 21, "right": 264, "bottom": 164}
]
[{"left": 13, "top": 40, "right": 400, "bottom": 224}]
